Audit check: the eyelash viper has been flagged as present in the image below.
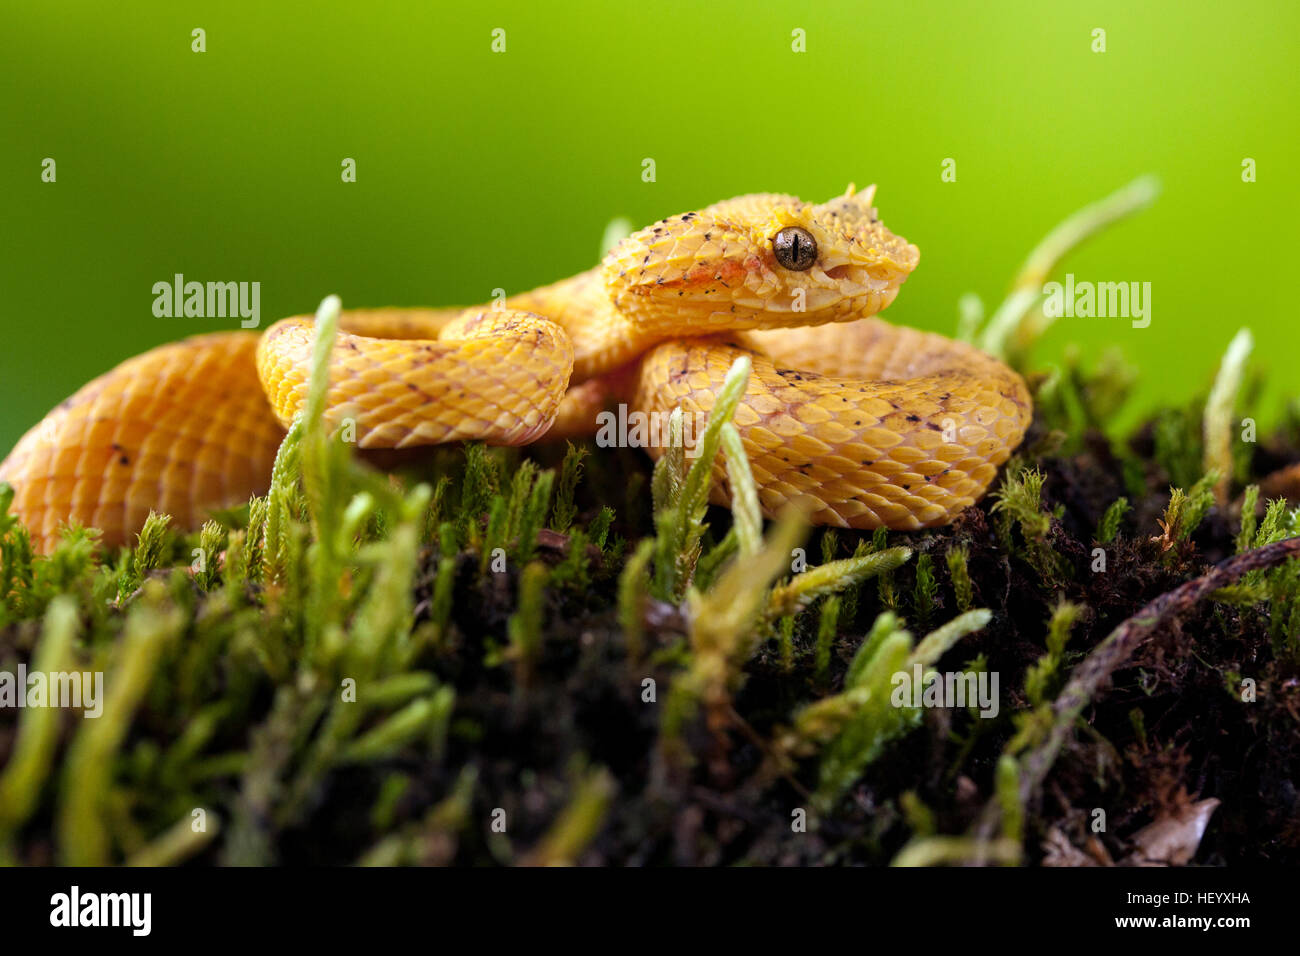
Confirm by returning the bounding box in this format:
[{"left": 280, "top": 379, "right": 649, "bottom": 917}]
[{"left": 0, "top": 186, "right": 1032, "bottom": 552}]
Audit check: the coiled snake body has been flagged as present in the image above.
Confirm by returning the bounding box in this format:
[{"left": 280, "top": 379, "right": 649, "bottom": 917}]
[{"left": 1, "top": 187, "right": 1032, "bottom": 552}]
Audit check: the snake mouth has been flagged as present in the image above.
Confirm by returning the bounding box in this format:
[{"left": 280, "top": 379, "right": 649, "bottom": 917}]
[
  {"left": 822, "top": 240, "right": 920, "bottom": 286},
  {"left": 821, "top": 262, "right": 903, "bottom": 292}
]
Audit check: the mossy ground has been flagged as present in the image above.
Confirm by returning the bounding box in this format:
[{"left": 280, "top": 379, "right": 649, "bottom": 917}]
[
  {"left": 1, "top": 183, "right": 1298, "bottom": 867},
  {"left": 3, "top": 374, "right": 1298, "bottom": 866}
]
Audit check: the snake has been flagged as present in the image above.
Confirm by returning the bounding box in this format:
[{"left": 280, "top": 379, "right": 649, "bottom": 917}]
[{"left": 0, "top": 187, "right": 1032, "bottom": 553}]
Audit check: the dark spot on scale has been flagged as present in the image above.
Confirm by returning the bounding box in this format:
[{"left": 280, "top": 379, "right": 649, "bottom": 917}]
[
  {"left": 906, "top": 414, "right": 921, "bottom": 422},
  {"left": 704, "top": 232, "right": 711, "bottom": 240},
  {"left": 119, "top": 455, "right": 129, "bottom": 465},
  {"left": 643, "top": 255, "right": 649, "bottom": 264},
  {"left": 853, "top": 420, "right": 861, "bottom": 426},
  {"left": 903, "top": 484, "right": 911, "bottom": 490},
  {"left": 926, "top": 422, "right": 941, "bottom": 431}
]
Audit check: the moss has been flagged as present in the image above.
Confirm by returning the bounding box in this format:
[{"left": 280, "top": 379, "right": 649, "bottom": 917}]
[
  {"left": 945, "top": 543, "right": 973, "bottom": 613},
  {"left": 549, "top": 443, "right": 588, "bottom": 534},
  {"left": 1096, "top": 497, "right": 1130, "bottom": 545},
  {"left": 1024, "top": 600, "right": 1083, "bottom": 706}
]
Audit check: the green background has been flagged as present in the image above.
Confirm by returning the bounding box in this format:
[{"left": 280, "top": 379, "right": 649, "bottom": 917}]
[{"left": 2, "top": 0, "right": 1296, "bottom": 454}]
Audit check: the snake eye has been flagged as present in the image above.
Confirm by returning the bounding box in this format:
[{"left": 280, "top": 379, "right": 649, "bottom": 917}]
[{"left": 772, "top": 226, "right": 817, "bottom": 271}]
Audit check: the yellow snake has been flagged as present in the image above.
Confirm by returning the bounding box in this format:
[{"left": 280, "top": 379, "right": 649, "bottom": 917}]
[{"left": 0, "top": 187, "right": 1032, "bottom": 553}]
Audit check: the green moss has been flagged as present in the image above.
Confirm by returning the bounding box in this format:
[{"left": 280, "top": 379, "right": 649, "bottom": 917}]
[
  {"left": 805, "top": 608, "right": 992, "bottom": 811},
  {"left": 1096, "top": 497, "right": 1130, "bottom": 545},
  {"left": 990, "top": 468, "right": 1067, "bottom": 582},
  {"left": 945, "top": 543, "right": 973, "bottom": 612},
  {"left": 1024, "top": 600, "right": 1083, "bottom": 706},
  {"left": 550, "top": 443, "right": 588, "bottom": 533},
  {"left": 912, "top": 553, "right": 938, "bottom": 628},
  {"left": 814, "top": 596, "right": 841, "bottom": 685}
]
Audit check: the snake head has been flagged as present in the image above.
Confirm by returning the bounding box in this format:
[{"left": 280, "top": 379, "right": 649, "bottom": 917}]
[{"left": 603, "top": 185, "right": 920, "bottom": 336}]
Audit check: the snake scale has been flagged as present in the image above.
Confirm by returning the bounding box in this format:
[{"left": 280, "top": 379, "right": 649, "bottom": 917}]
[{"left": 0, "top": 187, "right": 1032, "bottom": 553}]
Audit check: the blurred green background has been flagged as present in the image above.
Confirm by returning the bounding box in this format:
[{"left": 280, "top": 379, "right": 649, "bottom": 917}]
[{"left": 2, "top": 0, "right": 1297, "bottom": 453}]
